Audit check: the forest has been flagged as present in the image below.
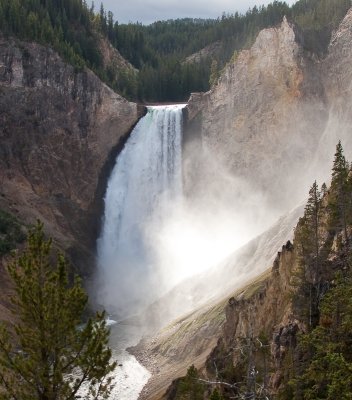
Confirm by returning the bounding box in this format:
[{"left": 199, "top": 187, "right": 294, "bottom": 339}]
[{"left": 0, "top": 0, "right": 350, "bottom": 101}]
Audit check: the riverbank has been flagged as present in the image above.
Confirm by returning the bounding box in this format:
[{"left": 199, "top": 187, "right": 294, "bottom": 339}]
[{"left": 128, "top": 301, "right": 226, "bottom": 400}]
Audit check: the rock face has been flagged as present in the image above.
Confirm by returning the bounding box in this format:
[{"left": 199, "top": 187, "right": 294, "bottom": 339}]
[
  {"left": 0, "top": 37, "right": 143, "bottom": 274},
  {"left": 184, "top": 14, "right": 352, "bottom": 211},
  {"left": 315, "top": 8, "right": 352, "bottom": 167},
  {"left": 206, "top": 243, "right": 302, "bottom": 395},
  {"left": 183, "top": 41, "right": 222, "bottom": 65}
]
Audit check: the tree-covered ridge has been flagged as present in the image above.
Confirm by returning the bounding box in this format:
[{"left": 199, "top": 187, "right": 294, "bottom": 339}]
[
  {"left": 0, "top": 0, "right": 350, "bottom": 101},
  {"left": 282, "top": 142, "right": 352, "bottom": 400},
  {"left": 0, "top": 0, "right": 100, "bottom": 69},
  {"left": 116, "top": 0, "right": 350, "bottom": 101},
  {"left": 0, "top": 0, "right": 137, "bottom": 98}
]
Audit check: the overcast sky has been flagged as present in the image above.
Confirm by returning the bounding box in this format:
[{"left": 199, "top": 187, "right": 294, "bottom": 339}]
[{"left": 97, "top": 0, "right": 296, "bottom": 25}]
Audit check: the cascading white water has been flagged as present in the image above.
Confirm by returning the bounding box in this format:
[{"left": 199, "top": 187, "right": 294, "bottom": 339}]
[{"left": 97, "top": 104, "right": 184, "bottom": 317}]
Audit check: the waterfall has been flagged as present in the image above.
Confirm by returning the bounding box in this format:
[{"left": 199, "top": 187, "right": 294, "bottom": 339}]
[{"left": 97, "top": 104, "right": 184, "bottom": 317}]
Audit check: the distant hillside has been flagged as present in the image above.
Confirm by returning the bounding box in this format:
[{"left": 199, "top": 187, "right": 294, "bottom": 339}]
[
  {"left": 115, "top": 0, "right": 350, "bottom": 102},
  {"left": 0, "top": 0, "right": 350, "bottom": 102},
  {"left": 0, "top": 0, "right": 137, "bottom": 98}
]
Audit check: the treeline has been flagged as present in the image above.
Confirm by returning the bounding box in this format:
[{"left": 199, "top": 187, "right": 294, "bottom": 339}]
[
  {"left": 0, "top": 0, "right": 101, "bottom": 70},
  {"left": 0, "top": 0, "right": 350, "bottom": 102},
  {"left": 114, "top": 0, "right": 350, "bottom": 101},
  {"left": 280, "top": 142, "right": 352, "bottom": 399},
  {"left": 0, "top": 0, "right": 136, "bottom": 98}
]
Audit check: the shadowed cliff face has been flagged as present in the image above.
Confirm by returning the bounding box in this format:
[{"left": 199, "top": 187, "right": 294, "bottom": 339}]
[
  {"left": 185, "top": 17, "right": 330, "bottom": 212},
  {"left": 0, "top": 37, "right": 143, "bottom": 274}
]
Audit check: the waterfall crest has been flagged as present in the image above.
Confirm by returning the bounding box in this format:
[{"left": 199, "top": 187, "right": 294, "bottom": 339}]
[{"left": 97, "top": 104, "right": 184, "bottom": 316}]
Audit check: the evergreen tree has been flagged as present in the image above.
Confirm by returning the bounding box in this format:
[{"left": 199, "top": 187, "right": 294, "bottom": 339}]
[
  {"left": 305, "top": 181, "right": 323, "bottom": 280},
  {"left": 175, "top": 365, "right": 203, "bottom": 399},
  {"left": 209, "top": 59, "right": 220, "bottom": 87},
  {"left": 293, "top": 181, "right": 325, "bottom": 328},
  {"left": 0, "top": 222, "right": 116, "bottom": 400},
  {"left": 292, "top": 273, "right": 352, "bottom": 400},
  {"left": 329, "top": 141, "right": 350, "bottom": 244},
  {"left": 210, "top": 388, "right": 224, "bottom": 400}
]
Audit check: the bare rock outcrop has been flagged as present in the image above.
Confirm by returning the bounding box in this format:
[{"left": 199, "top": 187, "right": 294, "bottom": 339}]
[
  {"left": 185, "top": 17, "right": 327, "bottom": 209},
  {"left": 314, "top": 8, "right": 352, "bottom": 166},
  {"left": 203, "top": 240, "right": 307, "bottom": 398},
  {"left": 0, "top": 37, "right": 144, "bottom": 274},
  {"left": 183, "top": 41, "right": 222, "bottom": 65}
]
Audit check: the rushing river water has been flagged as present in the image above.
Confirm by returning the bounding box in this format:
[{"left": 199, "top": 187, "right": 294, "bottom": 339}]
[{"left": 106, "top": 321, "right": 150, "bottom": 399}]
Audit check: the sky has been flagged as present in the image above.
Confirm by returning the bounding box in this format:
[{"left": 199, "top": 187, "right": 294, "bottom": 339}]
[{"left": 98, "top": 0, "right": 297, "bottom": 25}]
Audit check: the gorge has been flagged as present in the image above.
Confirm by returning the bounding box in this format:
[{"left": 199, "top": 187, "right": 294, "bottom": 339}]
[{"left": 1, "top": 1, "right": 352, "bottom": 399}]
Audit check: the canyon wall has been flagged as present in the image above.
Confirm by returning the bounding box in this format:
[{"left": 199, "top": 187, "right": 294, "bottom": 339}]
[
  {"left": 184, "top": 11, "right": 352, "bottom": 211},
  {"left": 0, "top": 36, "right": 143, "bottom": 275}
]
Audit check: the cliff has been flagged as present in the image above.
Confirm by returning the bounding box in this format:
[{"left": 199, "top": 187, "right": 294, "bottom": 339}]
[
  {"left": 183, "top": 42, "right": 222, "bottom": 65},
  {"left": 0, "top": 36, "right": 144, "bottom": 276},
  {"left": 184, "top": 12, "right": 352, "bottom": 211},
  {"left": 315, "top": 7, "right": 352, "bottom": 165},
  {"left": 204, "top": 242, "right": 301, "bottom": 397}
]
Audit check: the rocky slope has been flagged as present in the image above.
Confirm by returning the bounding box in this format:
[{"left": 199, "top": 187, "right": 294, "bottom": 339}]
[
  {"left": 183, "top": 41, "right": 222, "bottom": 65},
  {"left": 0, "top": 36, "right": 144, "bottom": 277},
  {"left": 203, "top": 242, "right": 301, "bottom": 398},
  {"left": 129, "top": 204, "right": 302, "bottom": 400},
  {"left": 130, "top": 299, "right": 227, "bottom": 400}
]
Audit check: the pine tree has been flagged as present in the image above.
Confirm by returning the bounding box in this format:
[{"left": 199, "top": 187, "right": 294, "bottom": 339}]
[
  {"left": 329, "top": 141, "right": 350, "bottom": 244},
  {"left": 210, "top": 388, "right": 224, "bottom": 400},
  {"left": 304, "top": 181, "right": 323, "bottom": 281},
  {"left": 293, "top": 273, "right": 352, "bottom": 399},
  {"left": 0, "top": 222, "right": 116, "bottom": 400},
  {"left": 209, "top": 59, "right": 220, "bottom": 88},
  {"left": 176, "top": 365, "right": 204, "bottom": 400},
  {"left": 292, "top": 180, "right": 328, "bottom": 329}
]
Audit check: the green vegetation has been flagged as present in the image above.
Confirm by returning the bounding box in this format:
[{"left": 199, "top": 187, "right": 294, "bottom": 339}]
[
  {"left": 0, "top": 0, "right": 135, "bottom": 97},
  {"left": 282, "top": 141, "right": 352, "bottom": 399},
  {"left": 172, "top": 365, "right": 204, "bottom": 400},
  {"left": 0, "top": 222, "right": 116, "bottom": 399},
  {"left": 290, "top": 273, "right": 352, "bottom": 399},
  {"left": 0, "top": 0, "right": 350, "bottom": 102},
  {"left": 0, "top": 0, "right": 99, "bottom": 70},
  {"left": 115, "top": 0, "right": 350, "bottom": 101},
  {"left": 0, "top": 210, "right": 26, "bottom": 255}
]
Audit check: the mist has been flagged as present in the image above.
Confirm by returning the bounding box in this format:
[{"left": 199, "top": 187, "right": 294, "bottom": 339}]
[
  {"left": 94, "top": 105, "right": 281, "bottom": 319},
  {"left": 94, "top": 92, "right": 352, "bottom": 329},
  {"left": 150, "top": 164, "right": 279, "bottom": 290}
]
